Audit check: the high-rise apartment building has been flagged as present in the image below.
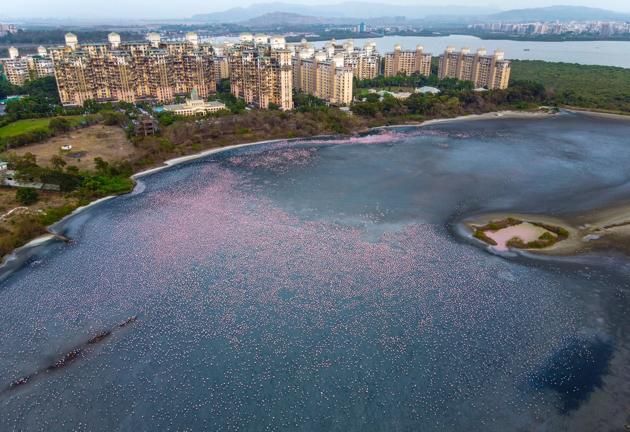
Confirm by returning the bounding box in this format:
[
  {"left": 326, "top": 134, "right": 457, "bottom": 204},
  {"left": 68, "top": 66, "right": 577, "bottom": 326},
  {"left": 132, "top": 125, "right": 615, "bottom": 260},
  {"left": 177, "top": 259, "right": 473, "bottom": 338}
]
[
  {"left": 228, "top": 34, "right": 293, "bottom": 110},
  {"left": 50, "top": 32, "right": 218, "bottom": 106},
  {"left": 210, "top": 43, "right": 232, "bottom": 80},
  {"left": 343, "top": 41, "right": 381, "bottom": 80},
  {"left": 383, "top": 44, "right": 432, "bottom": 77},
  {"left": 316, "top": 39, "right": 380, "bottom": 80},
  {"left": 293, "top": 50, "right": 353, "bottom": 106},
  {"left": 0, "top": 46, "right": 55, "bottom": 86},
  {"left": 438, "top": 47, "right": 511, "bottom": 90},
  {"left": 291, "top": 39, "right": 376, "bottom": 105},
  {"left": 216, "top": 57, "right": 230, "bottom": 79}
]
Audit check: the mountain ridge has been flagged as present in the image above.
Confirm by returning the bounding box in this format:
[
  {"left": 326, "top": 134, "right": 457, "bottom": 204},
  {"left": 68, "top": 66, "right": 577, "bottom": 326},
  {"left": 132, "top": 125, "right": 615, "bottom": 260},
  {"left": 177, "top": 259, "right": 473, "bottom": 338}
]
[
  {"left": 192, "top": 2, "right": 499, "bottom": 22},
  {"left": 488, "top": 5, "right": 630, "bottom": 22},
  {"left": 193, "top": 3, "right": 630, "bottom": 24}
]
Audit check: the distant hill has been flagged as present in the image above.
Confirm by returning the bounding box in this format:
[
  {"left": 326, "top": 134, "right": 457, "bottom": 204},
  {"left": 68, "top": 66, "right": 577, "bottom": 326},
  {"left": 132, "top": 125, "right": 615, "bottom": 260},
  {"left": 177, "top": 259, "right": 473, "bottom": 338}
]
[
  {"left": 488, "top": 6, "right": 630, "bottom": 22},
  {"left": 193, "top": 4, "right": 630, "bottom": 25},
  {"left": 192, "top": 2, "right": 498, "bottom": 23},
  {"left": 242, "top": 12, "right": 329, "bottom": 27}
]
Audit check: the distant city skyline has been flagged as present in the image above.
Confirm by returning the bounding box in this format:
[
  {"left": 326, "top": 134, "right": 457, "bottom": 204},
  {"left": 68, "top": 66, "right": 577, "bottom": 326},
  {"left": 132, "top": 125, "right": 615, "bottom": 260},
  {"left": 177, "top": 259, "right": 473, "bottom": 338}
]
[{"left": 2, "top": 0, "right": 630, "bottom": 20}]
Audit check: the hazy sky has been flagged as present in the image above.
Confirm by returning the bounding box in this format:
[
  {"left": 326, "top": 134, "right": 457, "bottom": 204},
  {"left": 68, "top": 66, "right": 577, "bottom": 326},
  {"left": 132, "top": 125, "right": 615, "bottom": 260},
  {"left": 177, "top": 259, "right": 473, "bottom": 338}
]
[{"left": 3, "top": 0, "right": 630, "bottom": 19}]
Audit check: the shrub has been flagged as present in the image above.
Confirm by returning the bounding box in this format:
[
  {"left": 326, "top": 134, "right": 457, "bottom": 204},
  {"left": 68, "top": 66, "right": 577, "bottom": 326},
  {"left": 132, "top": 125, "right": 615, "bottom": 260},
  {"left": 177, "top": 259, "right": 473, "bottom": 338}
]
[
  {"left": 531, "top": 222, "right": 570, "bottom": 239},
  {"left": 539, "top": 232, "right": 556, "bottom": 241},
  {"left": 507, "top": 231, "right": 559, "bottom": 250},
  {"left": 39, "top": 170, "right": 81, "bottom": 192},
  {"left": 101, "top": 111, "right": 126, "bottom": 126},
  {"left": 15, "top": 187, "right": 39, "bottom": 205},
  {"left": 49, "top": 117, "right": 72, "bottom": 133},
  {"left": 506, "top": 237, "right": 526, "bottom": 248},
  {"left": 0, "top": 214, "right": 46, "bottom": 256},
  {"left": 473, "top": 229, "right": 497, "bottom": 246},
  {"left": 40, "top": 204, "right": 77, "bottom": 226},
  {"left": 479, "top": 218, "right": 522, "bottom": 232}
]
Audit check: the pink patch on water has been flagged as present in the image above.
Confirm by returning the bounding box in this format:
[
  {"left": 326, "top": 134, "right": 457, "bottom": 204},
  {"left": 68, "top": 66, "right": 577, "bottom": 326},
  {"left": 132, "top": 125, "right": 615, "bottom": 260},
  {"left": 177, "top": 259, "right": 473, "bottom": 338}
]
[{"left": 485, "top": 223, "right": 550, "bottom": 251}]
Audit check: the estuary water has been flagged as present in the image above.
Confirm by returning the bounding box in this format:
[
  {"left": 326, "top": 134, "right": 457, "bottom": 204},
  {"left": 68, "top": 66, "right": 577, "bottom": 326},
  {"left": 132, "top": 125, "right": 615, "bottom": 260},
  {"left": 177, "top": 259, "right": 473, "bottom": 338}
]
[
  {"left": 313, "top": 35, "right": 630, "bottom": 68},
  {"left": 1, "top": 111, "right": 629, "bottom": 431}
]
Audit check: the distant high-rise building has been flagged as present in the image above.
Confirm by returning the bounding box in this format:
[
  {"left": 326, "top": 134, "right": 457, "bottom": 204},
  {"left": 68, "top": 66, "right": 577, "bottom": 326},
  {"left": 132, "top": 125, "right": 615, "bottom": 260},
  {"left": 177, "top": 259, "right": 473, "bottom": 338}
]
[
  {"left": 50, "top": 32, "right": 219, "bottom": 106},
  {"left": 0, "top": 23, "right": 18, "bottom": 37},
  {"left": 216, "top": 56, "right": 230, "bottom": 79},
  {"left": 438, "top": 47, "right": 511, "bottom": 90},
  {"left": 0, "top": 46, "right": 54, "bottom": 86},
  {"left": 383, "top": 44, "right": 432, "bottom": 77}
]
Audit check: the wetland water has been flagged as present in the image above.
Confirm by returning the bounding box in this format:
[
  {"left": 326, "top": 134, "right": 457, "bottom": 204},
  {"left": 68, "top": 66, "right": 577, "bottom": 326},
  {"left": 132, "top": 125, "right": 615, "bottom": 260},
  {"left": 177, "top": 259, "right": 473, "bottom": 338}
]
[
  {"left": 0, "top": 111, "right": 629, "bottom": 431},
  {"left": 314, "top": 35, "right": 630, "bottom": 68}
]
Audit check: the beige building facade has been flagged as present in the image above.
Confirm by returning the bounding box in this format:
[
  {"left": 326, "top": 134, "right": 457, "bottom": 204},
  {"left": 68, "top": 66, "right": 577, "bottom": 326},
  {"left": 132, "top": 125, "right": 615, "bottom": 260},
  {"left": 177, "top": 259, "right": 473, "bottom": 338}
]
[
  {"left": 292, "top": 41, "right": 357, "bottom": 105},
  {"left": 293, "top": 54, "right": 353, "bottom": 106},
  {"left": 228, "top": 36, "right": 293, "bottom": 110},
  {"left": 51, "top": 32, "right": 219, "bottom": 106},
  {"left": 438, "top": 47, "right": 511, "bottom": 90},
  {"left": 0, "top": 46, "right": 54, "bottom": 86},
  {"left": 383, "top": 45, "right": 432, "bottom": 77}
]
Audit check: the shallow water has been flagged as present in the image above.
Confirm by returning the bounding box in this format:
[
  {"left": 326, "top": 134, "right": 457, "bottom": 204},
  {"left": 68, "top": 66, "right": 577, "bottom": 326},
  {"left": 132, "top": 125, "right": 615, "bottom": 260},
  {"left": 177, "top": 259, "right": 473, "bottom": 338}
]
[{"left": 0, "top": 112, "right": 629, "bottom": 431}]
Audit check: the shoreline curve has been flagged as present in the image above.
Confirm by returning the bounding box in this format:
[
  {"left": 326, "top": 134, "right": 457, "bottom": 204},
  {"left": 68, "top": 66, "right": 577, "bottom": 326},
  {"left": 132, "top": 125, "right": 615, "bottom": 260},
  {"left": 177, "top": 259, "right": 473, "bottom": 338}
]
[{"left": 0, "top": 109, "right": 627, "bottom": 279}]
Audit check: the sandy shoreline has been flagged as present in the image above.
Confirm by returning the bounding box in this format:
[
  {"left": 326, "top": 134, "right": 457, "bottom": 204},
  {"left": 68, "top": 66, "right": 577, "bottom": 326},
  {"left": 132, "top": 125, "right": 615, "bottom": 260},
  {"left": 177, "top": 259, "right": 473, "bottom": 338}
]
[
  {"left": 133, "top": 109, "right": 561, "bottom": 180},
  {"left": 132, "top": 138, "right": 291, "bottom": 179},
  {"left": 419, "top": 109, "right": 556, "bottom": 127}
]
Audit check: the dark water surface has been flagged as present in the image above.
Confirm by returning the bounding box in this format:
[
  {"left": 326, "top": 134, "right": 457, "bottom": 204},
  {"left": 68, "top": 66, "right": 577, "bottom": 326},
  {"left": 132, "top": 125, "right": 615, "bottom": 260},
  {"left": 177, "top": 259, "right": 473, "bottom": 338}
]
[{"left": 1, "top": 112, "right": 629, "bottom": 431}]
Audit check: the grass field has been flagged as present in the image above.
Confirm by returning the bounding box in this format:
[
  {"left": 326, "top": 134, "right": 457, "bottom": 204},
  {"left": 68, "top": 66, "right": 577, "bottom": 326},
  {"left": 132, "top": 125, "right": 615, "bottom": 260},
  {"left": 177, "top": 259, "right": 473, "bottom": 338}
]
[
  {"left": 8, "top": 124, "right": 137, "bottom": 170},
  {"left": 0, "top": 116, "right": 87, "bottom": 138},
  {"left": 511, "top": 61, "right": 630, "bottom": 113},
  {"left": 0, "top": 118, "right": 51, "bottom": 138}
]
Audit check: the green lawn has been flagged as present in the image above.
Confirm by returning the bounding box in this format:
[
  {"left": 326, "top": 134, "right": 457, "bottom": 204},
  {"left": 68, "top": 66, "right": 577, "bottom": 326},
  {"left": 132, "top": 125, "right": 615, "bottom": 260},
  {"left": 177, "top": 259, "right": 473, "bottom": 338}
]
[
  {"left": 0, "top": 116, "right": 87, "bottom": 138},
  {"left": 0, "top": 118, "right": 52, "bottom": 138}
]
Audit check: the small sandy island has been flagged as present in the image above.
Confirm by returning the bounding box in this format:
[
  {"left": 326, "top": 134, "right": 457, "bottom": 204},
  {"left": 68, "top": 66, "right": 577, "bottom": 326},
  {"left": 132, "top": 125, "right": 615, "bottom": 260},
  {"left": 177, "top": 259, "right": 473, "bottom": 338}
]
[
  {"left": 465, "top": 204, "right": 630, "bottom": 256},
  {"left": 468, "top": 216, "right": 570, "bottom": 253},
  {"left": 485, "top": 222, "right": 557, "bottom": 251}
]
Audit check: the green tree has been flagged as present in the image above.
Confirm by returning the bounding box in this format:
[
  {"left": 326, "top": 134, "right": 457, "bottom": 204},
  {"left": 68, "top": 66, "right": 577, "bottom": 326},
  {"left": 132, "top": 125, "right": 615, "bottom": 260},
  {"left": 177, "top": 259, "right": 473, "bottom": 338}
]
[
  {"left": 49, "top": 117, "right": 72, "bottom": 133},
  {"left": 93, "top": 157, "right": 110, "bottom": 175},
  {"left": 9, "top": 152, "right": 38, "bottom": 172},
  {"left": 101, "top": 111, "right": 126, "bottom": 126},
  {"left": 82, "top": 99, "right": 100, "bottom": 114},
  {"left": 50, "top": 154, "right": 67, "bottom": 171},
  {"left": 157, "top": 111, "right": 176, "bottom": 127},
  {"left": 15, "top": 188, "right": 39, "bottom": 206},
  {"left": 0, "top": 76, "right": 17, "bottom": 100},
  {"left": 65, "top": 165, "right": 80, "bottom": 175},
  {"left": 217, "top": 78, "right": 231, "bottom": 94}
]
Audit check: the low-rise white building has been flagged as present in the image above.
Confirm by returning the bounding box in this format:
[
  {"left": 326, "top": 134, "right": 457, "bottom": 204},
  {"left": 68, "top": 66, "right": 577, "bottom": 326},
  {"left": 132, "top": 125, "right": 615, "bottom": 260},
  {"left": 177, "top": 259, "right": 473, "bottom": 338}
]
[
  {"left": 162, "top": 90, "right": 227, "bottom": 116},
  {"left": 416, "top": 86, "right": 441, "bottom": 95},
  {"left": 369, "top": 89, "right": 412, "bottom": 100}
]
